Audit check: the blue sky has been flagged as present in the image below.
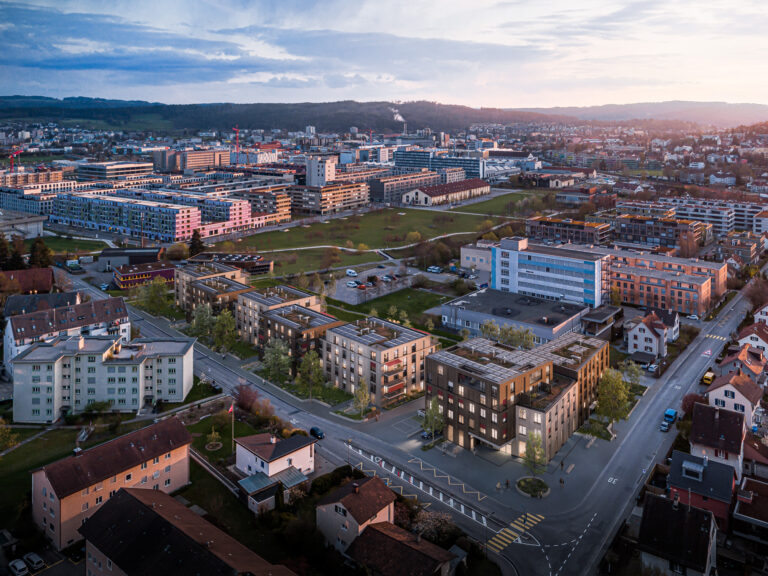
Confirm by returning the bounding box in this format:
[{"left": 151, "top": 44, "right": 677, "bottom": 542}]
[{"left": 1, "top": 0, "right": 766, "bottom": 107}]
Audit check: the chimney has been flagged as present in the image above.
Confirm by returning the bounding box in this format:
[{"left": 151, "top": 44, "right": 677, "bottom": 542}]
[
  {"left": 270, "top": 435, "right": 276, "bottom": 444},
  {"left": 672, "top": 493, "right": 679, "bottom": 510},
  {"left": 73, "top": 447, "right": 83, "bottom": 457},
  {"left": 352, "top": 482, "right": 359, "bottom": 494}
]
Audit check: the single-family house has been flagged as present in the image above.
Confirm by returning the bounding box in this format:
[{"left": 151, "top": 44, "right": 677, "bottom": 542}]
[
  {"left": 625, "top": 312, "right": 668, "bottom": 358},
  {"left": 706, "top": 369, "right": 763, "bottom": 426},
  {"left": 754, "top": 302, "right": 768, "bottom": 325},
  {"left": 737, "top": 322, "right": 768, "bottom": 352},
  {"left": 718, "top": 344, "right": 767, "bottom": 384},
  {"left": 690, "top": 403, "right": 746, "bottom": 482},
  {"left": 648, "top": 307, "right": 680, "bottom": 342}
]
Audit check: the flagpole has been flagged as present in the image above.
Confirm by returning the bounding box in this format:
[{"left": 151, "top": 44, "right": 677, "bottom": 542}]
[{"left": 231, "top": 400, "right": 235, "bottom": 454}]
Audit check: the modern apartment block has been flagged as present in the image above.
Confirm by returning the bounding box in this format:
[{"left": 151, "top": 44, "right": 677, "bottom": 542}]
[
  {"left": 613, "top": 214, "right": 711, "bottom": 248},
  {"left": 322, "top": 318, "right": 437, "bottom": 407},
  {"left": 153, "top": 149, "right": 230, "bottom": 172},
  {"left": 259, "top": 305, "right": 345, "bottom": 360},
  {"left": 393, "top": 149, "right": 486, "bottom": 178},
  {"left": 0, "top": 169, "right": 65, "bottom": 187},
  {"left": 614, "top": 200, "right": 677, "bottom": 219},
  {"left": 12, "top": 335, "right": 195, "bottom": 423},
  {"left": 229, "top": 185, "right": 292, "bottom": 223},
  {"left": 76, "top": 162, "right": 154, "bottom": 181},
  {"left": 288, "top": 183, "right": 370, "bottom": 215},
  {"left": 491, "top": 237, "right": 610, "bottom": 308},
  {"left": 0, "top": 185, "right": 58, "bottom": 215},
  {"left": 659, "top": 196, "right": 768, "bottom": 234},
  {"left": 236, "top": 285, "right": 323, "bottom": 345},
  {"left": 306, "top": 156, "right": 338, "bottom": 187},
  {"left": 32, "top": 418, "right": 192, "bottom": 550},
  {"left": 525, "top": 216, "right": 612, "bottom": 245},
  {"left": 174, "top": 262, "right": 249, "bottom": 313},
  {"left": 3, "top": 297, "right": 131, "bottom": 373},
  {"left": 368, "top": 171, "right": 441, "bottom": 203},
  {"left": 424, "top": 332, "right": 608, "bottom": 460}
]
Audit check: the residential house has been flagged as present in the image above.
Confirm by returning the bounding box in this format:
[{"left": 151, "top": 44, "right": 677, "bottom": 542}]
[
  {"left": 638, "top": 494, "right": 717, "bottom": 576},
  {"left": 753, "top": 302, "right": 768, "bottom": 325},
  {"left": 706, "top": 370, "right": 763, "bottom": 426},
  {"left": 731, "top": 477, "right": 768, "bottom": 573},
  {"left": 690, "top": 403, "right": 746, "bottom": 481},
  {"left": 234, "top": 433, "right": 316, "bottom": 477},
  {"left": 0, "top": 267, "right": 54, "bottom": 294},
  {"left": 667, "top": 450, "right": 735, "bottom": 531},
  {"left": 316, "top": 476, "right": 396, "bottom": 553},
  {"left": 648, "top": 307, "right": 680, "bottom": 342},
  {"left": 32, "top": 418, "right": 191, "bottom": 550},
  {"left": 3, "top": 292, "right": 81, "bottom": 317},
  {"left": 624, "top": 312, "right": 668, "bottom": 359},
  {"left": 737, "top": 322, "right": 768, "bottom": 352},
  {"left": 346, "top": 522, "right": 455, "bottom": 576},
  {"left": 719, "top": 344, "right": 767, "bottom": 384},
  {"left": 78, "top": 488, "right": 295, "bottom": 576}
]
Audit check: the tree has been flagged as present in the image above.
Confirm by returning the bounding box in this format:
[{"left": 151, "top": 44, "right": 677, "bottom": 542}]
[
  {"left": 476, "top": 219, "right": 495, "bottom": 233},
  {"left": 137, "top": 277, "right": 168, "bottom": 316},
  {"left": 405, "top": 231, "right": 422, "bottom": 244},
  {"left": 191, "top": 304, "right": 215, "bottom": 338},
  {"left": 189, "top": 230, "right": 205, "bottom": 256},
  {"left": 353, "top": 384, "right": 371, "bottom": 418},
  {"left": 423, "top": 397, "right": 445, "bottom": 437},
  {"left": 166, "top": 242, "right": 190, "bottom": 260},
  {"left": 357, "top": 243, "right": 369, "bottom": 252},
  {"left": 387, "top": 305, "right": 398, "bottom": 319},
  {"left": 234, "top": 384, "right": 260, "bottom": 412},
  {"left": 577, "top": 202, "right": 597, "bottom": 219},
  {"left": 0, "top": 236, "right": 9, "bottom": 270},
  {"left": 398, "top": 310, "right": 410, "bottom": 326},
  {"left": 206, "top": 426, "right": 221, "bottom": 445},
  {"left": 459, "top": 328, "right": 471, "bottom": 341},
  {"left": 8, "top": 235, "right": 26, "bottom": 270},
  {"left": 744, "top": 277, "right": 768, "bottom": 308},
  {"left": 296, "top": 271, "right": 309, "bottom": 290},
  {"left": 412, "top": 509, "right": 453, "bottom": 542},
  {"left": 499, "top": 325, "right": 535, "bottom": 349},
  {"left": 0, "top": 417, "right": 19, "bottom": 452},
  {"left": 596, "top": 368, "right": 630, "bottom": 439},
  {"left": 368, "top": 307, "right": 379, "bottom": 318},
  {"left": 296, "top": 350, "right": 324, "bottom": 396},
  {"left": 320, "top": 247, "right": 341, "bottom": 270},
  {"left": 480, "top": 320, "right": 500, "bottom": 341},
  {"left": 310, "top": 272, "right": 323, "bottom": 292},
  {"left": 218, "top": 241, "right": 236, "bottom": 253},
  {"left": 523, "top": 432, "right": 547, "bottom": 478},
  {"left": 610, "top": 286, "right": 622, "bottom": 306},
  {"left": 424, "top": 318, "right": 435, "bottom": 332},
  {"left": 682, "top": 393, "right": 706, "bottom": 415},
  {"left": 212, "top": 309, "right": 236, "bottom": 352},
  {"left": 619, "top": 360, "right": 643, "bottom": 389},
  {"left": 263, "top": 338, "right": 292, "bottom": 384}
]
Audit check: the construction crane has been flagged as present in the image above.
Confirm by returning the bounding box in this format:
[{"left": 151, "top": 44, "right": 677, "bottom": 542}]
[
  {"left": 8, "top": 149, "right": 21, "bottom": 172},
  {"left": 232, "top": 125, "right": 241, "bottom": 166}
]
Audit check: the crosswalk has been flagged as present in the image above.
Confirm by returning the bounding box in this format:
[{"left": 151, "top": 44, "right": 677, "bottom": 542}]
[
  {"left": 705, "top": 334, "right": 728, "bottom": 341},
  {"left": 486, "top": 513, "right": 545, "bottom": 553}
]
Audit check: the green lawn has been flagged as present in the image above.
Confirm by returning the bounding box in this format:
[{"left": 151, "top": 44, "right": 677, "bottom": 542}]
[
  {"left": 225, "top": 208, "right": 496, "bottom": 251},
  {"left": 266, "top": 248, "right": 384, "bottom": 276},
  {"left": 162, "top": 378, "right": 220, "bottom": 412},
  {"left": 130, "top": 293, "right": 186, "bottom": 320},
  {"left": 187, "top": 417, "right": 259, "bottom": 462},
  {"left": 609, "top": 346, "right": 628, "bottom": 368},
  {"left": 449, "top": 191, "right": 535, "bottom": 216},
  {"left": 329, "top": 288, "right": 450, "bottom": 320},
  {"left": 26, "top": 235, "right": 108, "bottom": 254},
  {"left": 229, "top": 340, "right": 260, "bottom": 360}
]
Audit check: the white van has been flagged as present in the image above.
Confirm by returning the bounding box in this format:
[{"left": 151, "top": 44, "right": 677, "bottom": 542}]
[{"left": 346, "top": 269, "right": 358, "bottom": 277}]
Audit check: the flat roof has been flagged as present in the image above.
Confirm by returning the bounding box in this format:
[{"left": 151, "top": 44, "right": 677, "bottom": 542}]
[
  {"left": 241, "top": 285, "right": 313, "bottom": 307},
  {"left": 520, "top": 242, "right": 607, "bottom": 262},
  {"left": 264, "top": 305, "right": 339, "bottom": 329},
  {"left": 327, "top": 317, "right": 428, "bottom": 349}
]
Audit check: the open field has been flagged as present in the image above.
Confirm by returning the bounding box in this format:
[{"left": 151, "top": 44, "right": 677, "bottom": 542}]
[
  {"left": 329, "top": 288, "right": 450, "bottom": 322},
  {"left": 226, "top": 208, "right": 497, "bottom": 252},
  {"left": 449, "top": 191, "right": 535, "bottom": 216},
  {"left": 26, "top": 235, "right": 108, "bottom": 254},
  {"left": 266, "top": 248, "right": 383, "bottom": 276}
]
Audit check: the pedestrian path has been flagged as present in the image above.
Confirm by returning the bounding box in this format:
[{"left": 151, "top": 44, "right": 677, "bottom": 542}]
[{"left": 486, "top": 513, "right": 545, "bottom": 553}]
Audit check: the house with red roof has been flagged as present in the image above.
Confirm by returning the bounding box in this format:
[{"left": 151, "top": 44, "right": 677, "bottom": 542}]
[
  {"left": 690, "top": 403, "right": 746, "bottom": 482},
  {"left": 706, "top": 369, "right": 764, "bottom": 427},
  {"left": 737, "top": 322, "right": 768, "bottom": 352},
  {"left": 625, "top": 311, "right": 668, "bottom": 358},
  {"left": 718, "top": 344, "right": 767, "bottom": 385},
  {"left": 401, "top": 178, "right": 491, "bottom": 207}
]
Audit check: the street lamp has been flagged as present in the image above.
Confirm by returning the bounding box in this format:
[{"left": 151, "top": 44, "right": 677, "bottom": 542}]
[{"left": 347, "top": 438, "right": 352, "bottom": 467}]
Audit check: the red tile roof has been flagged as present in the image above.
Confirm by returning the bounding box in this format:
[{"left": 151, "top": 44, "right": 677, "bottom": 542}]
[
  {"left": 737, "top": 322, "right": 768, "bottom": 345},
  {"left": 706, "top": 370, "right": 764, "bottom": 406},
  {"left": 234, "top": 432, "right": 316, "bottom": 462},
  {"left": 317, "top": 476, "right": 396, "bottom": 525},
  {"left": 414, "top": 178, "right": 490, "bottom": 198},
  {"left": 720, "top": 344, "right": 767, "bottom": 377},
  {"left": 0, "top": 267, "right": 53, "bottom": 293},
  {"left": 8, "top": 297, "right": 128, "bottom": 342}
]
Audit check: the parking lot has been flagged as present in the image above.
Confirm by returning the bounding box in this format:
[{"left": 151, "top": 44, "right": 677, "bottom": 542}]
[{"left": 0, "top": 548, "right": 83, "bottom": 576}]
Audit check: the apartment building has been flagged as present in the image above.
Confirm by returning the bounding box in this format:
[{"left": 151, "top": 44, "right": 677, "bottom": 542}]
[
  {"left": 368, "top": 171, "right": 440, "bottom": 204},
  {"left": 3, "top": 297, "right": 130, "bottom": 372},
  {"left": 259, "top": 305, "right": 345, "bottom": 359},
  {"left": 660, "top": 196, "right": 768, "bottom": 234},
  {"left": 613, "top": 214, "right": 710, "bottom": 248},
  {"left": 236, "top": 285, "right": 322, "bottom": 345},
  {"left": 719, "top": 231, "right": 763, "bottom": 265},
  {"left": 174, "top": 262, "right": 249, "bottom": 313},
  {"left": 0, "top": 186, "right": 57, "bottom": 215},
  {"left": 288, "top": 183, "right": 370, "bottom": 215},
  {"left": 31, "top": 418, "right": 192, "bottom": 550},
  {"left": 76, "top": 162, "right": 154, "bottom": 181},
  {"left": 401, "top": 178, "right": 491, "bottom": 206},
  {"left": 229, "top": 185, "right": 292, "bottom": 223},
  {"left": 424, "top": 332, "right": 608, "bottom": 460},
  {"left": 13, "top": 335, "right": 195, "bottom": 423},
  {"left": 187, "top": 252, "right": 274, "bottom": 275},
  {"left": 491, "top": 237, "right": 610, "bottom": 308},
  {"left": 614, "top": 200, "right": 677, "bottom": 218},
  {"left": 393, "top": 149, "right": 486, "bottom": 178},
  {"left": 113, "top": 262, "right": 175, "bottom": 290},
  {"left": 525, "top": 216, "right": 612, "bottom": 245},
  {"left": 554, "top": 187, "right": 616, "bottom": 209},
  {"left": 322, "top": 318, "right": 437, "bottom": 407},
  {"left": 0, "top": 169, "right": 65, "bottom": 187},
  {"left": 186, "top": 276, "right": 252, "bottom": 315},
  {"left": 153, "top": 149, "right": 230, "bottom": 172},
  {"left": 306, "top": 156, "right": 337, "bottom": 187},
  {"left": 438, "top": 167, "right": 465, "bottom": 183}
]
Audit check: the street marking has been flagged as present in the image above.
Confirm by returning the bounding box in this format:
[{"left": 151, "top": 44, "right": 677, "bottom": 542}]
[
  {"left": 607, "top": 477, "right": 618, "bottom": 485},
  {"left": 702, "top": 349, "right": 712, "bottom": 357},
  {"left": 705, "top": 334, "right": 728, "bottom": 341},
  {"left": 486, "top": 514, "right": 544, "bottom": 552},
  {"left": 407, "top": 457, "right": 486, "bottom": 502}
]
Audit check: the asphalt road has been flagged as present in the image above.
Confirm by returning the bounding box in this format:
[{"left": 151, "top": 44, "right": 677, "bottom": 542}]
[{"left": 67, "top": 272, "right": 750, "bottom": 575}]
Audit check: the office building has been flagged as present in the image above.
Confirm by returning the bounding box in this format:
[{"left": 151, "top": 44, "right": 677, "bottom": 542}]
[
  {"left": 368, "top": 171, "right": 441, "bottom": 204},
  {"left": 236, "top": 285, "right": 323, "bottom": 345},
  {"left": 77, "top": 162, "right": 154, "bottom": 181},
  {"left": 525, "top": 217, "right": 612, "bottom": 245},
  {"left": 33, "top": 419, "right": 192, "bottom": 550},
  {"left": 13, "top": 335, "right": 195, "bottom": 423},
  {"left": 460, "top": 240, "right": 496, "bottom": 272},
  {"left": 322, "top": 318, "right": 437, "bottom": 407},
  {"left": 424, "top": 332, "right": 608, "bottom": 459},
  {"left": 491, "top": 237, "right": 609, "bottom": 308},
  {"left": 393, "top": 150, "right": 486, "bottom": 179}
]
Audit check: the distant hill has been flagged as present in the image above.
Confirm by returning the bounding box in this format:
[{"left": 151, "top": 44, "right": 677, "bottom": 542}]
[
  {"left": 513, "top": 101, "right": 768, "bottom": 128},
  {"left": 0, "top": 97, "right": 570, "bottom": 133}
]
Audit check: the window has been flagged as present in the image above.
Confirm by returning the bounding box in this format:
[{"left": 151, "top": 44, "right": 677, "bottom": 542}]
[
  {"left": 518, "top": 425, "right": 527, "bottom": 435},
  {"left": 533, "top": 413, "right": 542, "bottom": 424},
  {"left": 734, "top": 403, "right": 745, "bottom": 412},
  {"left": 714, "top": 399, "right": 725, "bottom": 407},
  {"left": 724, "top": 390, "right": 735, "bottom": 399},
  {"left": 125, "top": 473, "right": 132, "bottom": 482},
  {"left": 95, "top": 496, "right": 102, "bottom": 505},
  {"left": 519, "top": 409, "right": 526, "bottom": 420},
  {"left": 334, "top": 505, "right": 347, "bottom": 517},
  {"left": 164, "top": 478, "right": 171, "bottom": 487},
  {"left": 82, "top": 502, "right": 89, "bottom": 511}
]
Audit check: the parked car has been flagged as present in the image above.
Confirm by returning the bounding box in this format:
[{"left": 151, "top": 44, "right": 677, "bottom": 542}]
[
  {"left": 100, "top": 283, "right": 109, "bottom": 291},
  {"left": 381, "top": 275, "right": 392, "bottom": 282},
  {"left": 310, "top": 427, "right": 325, "bottom": 439},
  {"left": 660, "top": 421, "right": 671, "bottom": 432},
  {"left": 346, "top": 280, "right": 358, "bottom": 288},
  {"left": 421, "top": 430, "right": 440, "bottom": 440},
  {"left": 648, "top": 364, "right": 659, "bottom": 373},
  {"left": 346, "top": 269, "right": 358, "bottom": 277},
  {"left": 23, "top": 553, "right": 44, "bottom": 571},
  {"left": 417, "top": 408, "right": 426, "bottom": 418},
  {"left": 8, "top": 560, "right": 28, "bottom": 576},
  {"left": 468, "top": 274, "right": 478, "bottom": 280},
  {"left": 377, "top": 264, "right": 387, "bottom": 269},
  {"left": 357, "top": 284, "right": 367, "bottom": 290},
  {"left": 687, "top": 314, "right": 699, "bottom": 321}
]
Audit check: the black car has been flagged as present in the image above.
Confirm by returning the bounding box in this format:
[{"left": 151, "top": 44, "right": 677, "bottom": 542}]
[{"left": 310, "top": 426, "right": 325, "bottom": 439}]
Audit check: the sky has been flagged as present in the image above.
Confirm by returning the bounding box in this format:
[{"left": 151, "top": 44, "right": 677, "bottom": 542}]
[{"left": 1, "top": 0, "right": 767, "bottom": 108}]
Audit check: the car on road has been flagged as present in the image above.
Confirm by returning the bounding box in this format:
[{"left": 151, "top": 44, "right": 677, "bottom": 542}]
[
  {"left": 702, "top": 370, "right": 715, "bottom": 385},
  {"left": 663, "top": 408, "right": 678, "bottom": 423},
  {"left": 687, "top": 314, "right": 699, "bottom": 321},
  {"left": 426, "top": 266, "right": 444, "bottom": 273},
  {"left": 381, "top": 275, "right": 392, "bottom": 282},
  {"left": 377, "top": 264, "right": 387, "bottom": 269},
  {"left": 100, "top": 283, "right": 109, "bottom": 291},
  {"left": 417, "top": 408, "right": 426, "bottom": 418},
  {"left": 8, "top": 559, "right": 28, "bottom": 576},
  {"left": 310, "top": 427, "right": 325, "bottom": 439},
  {"left": 345, "top": 269, "right": 358, "bottom": 277},
  {"left": 468, "top": 274, "right": 478, "bottom": 280},
  {"left": 346, "top": 280, "right": 358, "bottom": 287},
  {"left": 660, "top": 421, "right": 671, "bottom": 432},
  {"left": 23, "top": 553, "right": 44, "bottom": 571}
]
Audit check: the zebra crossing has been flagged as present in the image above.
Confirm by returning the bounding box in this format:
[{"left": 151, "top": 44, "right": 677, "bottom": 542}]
[
  {"left": 486, "top": 513, "right": 545, "bottom": 553},
  {"left": 705, "top": 334, "right": 728, "bottom": 341}
]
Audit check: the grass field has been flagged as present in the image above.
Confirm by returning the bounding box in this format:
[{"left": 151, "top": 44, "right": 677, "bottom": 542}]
[
  {"left": 266, "top": 248, "right": 383, "bottom": 276},
  {"left": 187, "top": 417, "right": 258, "bottom": 462},
  {"left": 226, "top": 208, "right": 496, "bottom": 252},
  {"left": 329, "top": 288, "right": 450, "bottom": 321},
  {"left": 449, "top": 191, "right": 535, "bottom": 216},
  {"left": 26, "top": 235, "right": 108, "bottom": 254}
]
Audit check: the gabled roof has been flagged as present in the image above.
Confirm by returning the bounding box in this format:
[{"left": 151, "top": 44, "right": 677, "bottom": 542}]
[
  {"left": 39, "top": 419, "right": 191, "bottom": 498},
  {"left": 235, "top": 433, "right": 316, "bottom": 463},
  {"left": 3, "top": 291, "right": 80, "bottom": 317},
  {"left": 0, "top": 267, "right": 53, "bottom": 293},
  {"left": 720, "top": 344, "right": 766, "bottom": 377},
  {"left": 706, "top": 370, "right": 764, "bottom": 406},
  {"left": 690, "top": 403, "right": 745, "bottom": 454},
  {"left": 78, "top": 488, "right": 294, "bottom": 576},
  {"left": 648, "top": 307, "right": 678, "bottom": 328},
  {"left": 346, "top": 522, "right": 455, "bottom": 576},
  {"left": 744, "top": 433, "right": 768, "bottom": 465},
  {"left": 8, "top": 297, "right": 128, "bottom": 342},
  {"left": 238, "top": 466, "right": 308, "bottom": 495},
  {"left": 667, "top": 450, "right": 734, "bottom": 503},
  {"left": 413, "top": 178, "right": 489, "bottom": 198},
  {"left": 638, "top": 494, "right": 715, "bottom": 573},
  {"left": 737, "top": 322, "right": 768, "bottom": 345},
  {"left": 317, "top": 476, "right": 396, "bottom": 525}
]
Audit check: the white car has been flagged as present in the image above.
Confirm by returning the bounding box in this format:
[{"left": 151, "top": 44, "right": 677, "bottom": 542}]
[
  {"left": 23, "top": 554, "right": 45, "bottom": 571},
  {"left": 687, "top": 314, "right": 699, "bottom": 321},
  {"left": 468, "top": 274, "right": 478, "bottom": 280},
  {"left": 345, "top": 269, "right": 358, "bottom": 277},
  {"left": 346, "top": 280, "right": 358, "bottom": 288},
  {"left": 8, "top": 559, "right": 28, "bottom": 576}
]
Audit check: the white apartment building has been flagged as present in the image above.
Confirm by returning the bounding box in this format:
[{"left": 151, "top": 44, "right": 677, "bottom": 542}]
[
  {"left": 306, "top": 156, "right": 337, "bottom": 187},
  {"left": 13, "top": 335, "right": 195, "bottom": 424},
  {"left": 3, "top": 298, "right": 131, "bottom": 375},
  {"left": 660, "top": 196, "right": 768, "bottom": 234},
  {"left": 490, "top": 237, "right": 609, "bottom": 308}
]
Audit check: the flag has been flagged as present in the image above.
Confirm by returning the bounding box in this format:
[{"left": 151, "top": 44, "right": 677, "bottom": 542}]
[{"left": 228, "top": 403, "right": 234, "bottom": 414}]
